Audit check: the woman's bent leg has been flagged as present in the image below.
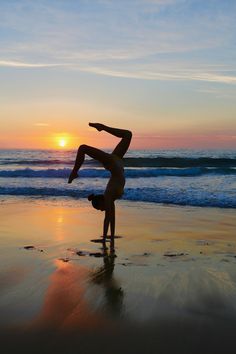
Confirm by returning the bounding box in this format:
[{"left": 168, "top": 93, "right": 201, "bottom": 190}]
[
  {"left": 68, "top": 145, "right": 112, "bottom": 183},
  {"left": 68, "top": 146, "right": 84, "bottom": 183},
  {"left": 89, "top": 123, "right": 132, "bottom": 159}
]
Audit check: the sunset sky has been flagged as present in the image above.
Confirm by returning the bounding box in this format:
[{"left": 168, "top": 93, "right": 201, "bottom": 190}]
[{"left": 0, "top": 0, "right": 236, "bottom": 149}]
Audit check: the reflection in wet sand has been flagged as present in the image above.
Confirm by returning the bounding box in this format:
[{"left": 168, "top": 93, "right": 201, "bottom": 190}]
[
  {"left": 90, "top": 248, "right": 124, "bottom": 318},
  {"left": 0, "top": 267, "right": 29, "bottom": 294},
  {"left": 30, "top": 247, "right": 123, "bottom": 331},
  {"left": 30, "top": 260, "right": 106, "bottom": 330}
]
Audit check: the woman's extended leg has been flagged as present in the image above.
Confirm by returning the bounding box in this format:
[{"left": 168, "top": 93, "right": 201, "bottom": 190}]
[
  {"left": 89, "top": 123, "right": 132, "bottom": 158},
  {"left": 68, "top": 145, "right": 112, "bottom": 183}
]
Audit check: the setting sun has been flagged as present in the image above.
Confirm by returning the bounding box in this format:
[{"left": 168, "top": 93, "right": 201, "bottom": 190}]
[
  {"left": 54, "top": 134, "right": 71, "bottom": 149},
  {"left": 50, "top": 133, "right": 79, "bottom": 149},
  {"left": 58, "top": 138, "right": 67, "bottom": 147}
]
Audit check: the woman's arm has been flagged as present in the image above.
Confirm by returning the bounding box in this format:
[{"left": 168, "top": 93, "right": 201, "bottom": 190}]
[{"left": 103, "top": 199, "right": 115, "bottom": 240}]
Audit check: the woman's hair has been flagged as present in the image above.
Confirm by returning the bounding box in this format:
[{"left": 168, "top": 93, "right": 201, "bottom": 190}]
[{"left": 88, "top": 193, "right": 104, "bottom": 210}]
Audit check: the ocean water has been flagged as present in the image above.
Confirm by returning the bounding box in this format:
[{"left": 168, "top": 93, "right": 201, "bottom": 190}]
[{"left": 0, "top": 149, "right": 235, "bottom": 208}]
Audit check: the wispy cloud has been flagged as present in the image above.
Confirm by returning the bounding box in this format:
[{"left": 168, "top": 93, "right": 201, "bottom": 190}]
[
  {"left": 135, "top": 133, "right": 236, "bottom": 140},
  {"left": 0, "top": 60, "right": 68, "bottom": 68},
  {"left": 197, "top": 87, "right": 236, "bottom": 98},
  {"left": 0, "top": 0, "right": 236, "bottom": 85},
  {"left": 77, "top": 65, "right": 236, "bottom": 84},
  {"left": 144, "top": 0, "right": 185, "bottom": 4},
  {"left": 1, "top": 58, "right": 236, "bottom": 85},
  {"left": 34, "top": 123, "right": 50, "bottom": 127}
]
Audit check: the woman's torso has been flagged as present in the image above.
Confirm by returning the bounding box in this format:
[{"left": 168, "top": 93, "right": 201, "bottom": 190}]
[{"left": 104, "top": 154, "right": 125, "bottom": 199}]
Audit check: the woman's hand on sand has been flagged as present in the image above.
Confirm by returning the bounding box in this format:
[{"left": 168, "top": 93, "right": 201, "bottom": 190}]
[{"left": 89, "top": 123, "right": 104, "bottom": 131}]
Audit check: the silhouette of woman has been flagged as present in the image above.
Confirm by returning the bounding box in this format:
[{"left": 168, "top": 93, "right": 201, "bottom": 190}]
[{"left": 68, "top": 123, "right": 132, "bottom": 243}]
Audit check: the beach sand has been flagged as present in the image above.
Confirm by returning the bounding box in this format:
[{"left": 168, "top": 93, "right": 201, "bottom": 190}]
[{"left": 0, "top": 196, "right": 236, "bottom": 353}]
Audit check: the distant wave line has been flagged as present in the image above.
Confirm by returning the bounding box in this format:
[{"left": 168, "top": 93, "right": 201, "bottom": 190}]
[
  {"left": 0, "top": 157, "right": 236, "bottom": 168},
  {"left": 0, "top": 167, "right": 235, "bottom": 178}
]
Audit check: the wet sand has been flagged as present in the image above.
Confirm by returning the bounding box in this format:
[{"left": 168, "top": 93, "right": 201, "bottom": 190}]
[{"left": 0, "top": 196, "right": 236, "bottom": 353}]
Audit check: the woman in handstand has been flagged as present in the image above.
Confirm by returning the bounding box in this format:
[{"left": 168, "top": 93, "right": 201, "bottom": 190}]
[{"left": 68, "top": 123, "right": 132, "bottom": 243}]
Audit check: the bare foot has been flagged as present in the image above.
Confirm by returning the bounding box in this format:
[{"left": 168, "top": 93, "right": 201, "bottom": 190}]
[
  {"left": 89, "top": 122, "right": 104, "bottom": 131},
  {"left": 68, "top": 170, "right": 78, "bottom": 184}
]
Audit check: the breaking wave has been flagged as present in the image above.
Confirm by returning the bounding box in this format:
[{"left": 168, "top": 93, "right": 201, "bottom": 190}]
[{"left": 0, "top": 167, "right": 235, "bottom": 178}]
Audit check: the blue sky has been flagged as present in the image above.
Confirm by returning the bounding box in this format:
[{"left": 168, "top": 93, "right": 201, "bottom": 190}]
[{"left": 0, "top": 0, "right": 236, "bottom": 148}]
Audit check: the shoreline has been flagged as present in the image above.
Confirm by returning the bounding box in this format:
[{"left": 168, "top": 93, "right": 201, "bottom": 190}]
[
  {"left": 1, "top": 196, "right": 236, "bottom": 353},
  {"left": 1, "top": 193, "right": 236, "bottom": 209}
]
